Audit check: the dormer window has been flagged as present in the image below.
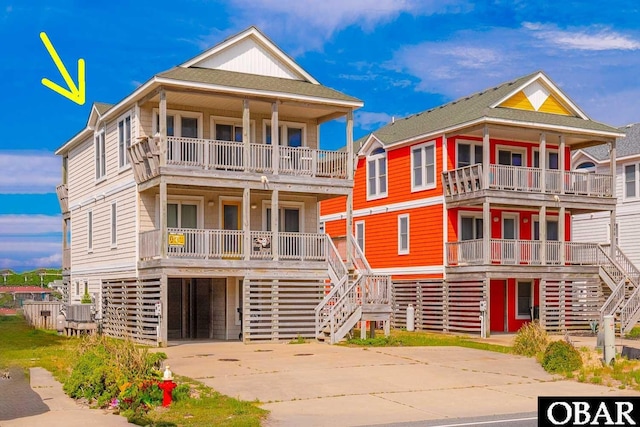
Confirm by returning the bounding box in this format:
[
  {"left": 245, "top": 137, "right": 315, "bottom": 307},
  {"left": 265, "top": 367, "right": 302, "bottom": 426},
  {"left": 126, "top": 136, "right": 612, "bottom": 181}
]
[{"left": 367, "top": 146, "right": 387, "bottom": 200}]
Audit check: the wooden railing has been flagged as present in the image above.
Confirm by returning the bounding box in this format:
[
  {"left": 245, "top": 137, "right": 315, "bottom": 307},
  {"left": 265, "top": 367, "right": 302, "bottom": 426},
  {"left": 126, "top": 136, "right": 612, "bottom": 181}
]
[
  {"left": 446, "top": 240, "right": 606, "bottom": 266},
  {"left": 362, "top": 274, "right": 392, "bottom": 305},
  {"left": 62, "top": 248, "right": 70, "bottom": 270},
  {"left": 442, "top": 164, "right": 612, "bottom": 198},
  {"left": 56, "top": 183, "right": 69, "bottom": 213},
  {"left": 138, "top": 228, "right": 328, "bottom": 262}
]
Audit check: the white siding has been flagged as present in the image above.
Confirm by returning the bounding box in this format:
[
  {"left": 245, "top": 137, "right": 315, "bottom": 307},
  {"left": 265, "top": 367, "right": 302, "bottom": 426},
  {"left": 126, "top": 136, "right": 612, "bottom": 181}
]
[{"left": 192, "top": 37, "right": 302, "bottom": 80}]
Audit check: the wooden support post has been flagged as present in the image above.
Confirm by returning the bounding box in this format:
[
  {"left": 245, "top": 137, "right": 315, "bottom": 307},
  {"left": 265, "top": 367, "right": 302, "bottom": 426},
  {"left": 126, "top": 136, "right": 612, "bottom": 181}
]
[
  {"left": 243, "top": 188, "right": 250, "bottom": 261},
  {"left": 442, "top": 134, "right": 448, "bottom": 267},
  {"left": 159, "top": 89, "right": 167, "bottom": 167},
  {"left": 243, "top": 99, "right": 250, "bottom": 171},
  {"left": 559, "top": 206, "right": 566, "bottom": 264},
  {"left": 559, "top": 135, "right": 566, "bottom": 195},
  {"left": 540, "top": 205, "right": 547, "bottom": 264},
  {"left": 482, "top": 201, "right": 490, "bottom": 264},
  {"left": 271, "top": 189, "right": 279, "bottom": 261},
  {"left": 482, "top": 125, "right": 490, "bottom": 189},
  {"left": 485, "top": 278, "right": 490, "bottom": 338},
  {"left": 540, "top": 132, "right": 546, "bottom": 193},
  {"left": 160, "top": 274, "right": 168, "bottom": 346},
  {"left": 271, "top": 101, "right": 279, "bottom": 175},
  {"left": 610, "top": 139, "right": 617, "bottom": 258},
  {"left": 347, "top": 110, "right": 354, "bottom": 180},
  {"left": 346, "top": 193, "right": 353, "bottom": 266}
]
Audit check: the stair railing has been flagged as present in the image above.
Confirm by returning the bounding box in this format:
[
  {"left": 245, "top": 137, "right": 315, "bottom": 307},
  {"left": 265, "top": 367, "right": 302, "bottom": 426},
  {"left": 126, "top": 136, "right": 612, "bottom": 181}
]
[
  {"left": 600, "top": 277, "right": 626, "bottom": 323},
  {"left": 315, "top": 236, "right": 350, "bottom": 339},
  {"left": 621, "top": 285, "right": 640, "bottom": 333},
  {"left": 328, "top": 275, "right": 364, "bottom": 344},
  {"left": 602, "top": 244, "right": 640, "bottom": 289}
]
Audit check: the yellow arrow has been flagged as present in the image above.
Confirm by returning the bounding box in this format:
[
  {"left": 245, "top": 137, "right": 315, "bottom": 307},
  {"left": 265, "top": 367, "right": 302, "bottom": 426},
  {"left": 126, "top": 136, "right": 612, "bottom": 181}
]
[{"left": 40, "top": 32, "right": 85, "bottom": 105}]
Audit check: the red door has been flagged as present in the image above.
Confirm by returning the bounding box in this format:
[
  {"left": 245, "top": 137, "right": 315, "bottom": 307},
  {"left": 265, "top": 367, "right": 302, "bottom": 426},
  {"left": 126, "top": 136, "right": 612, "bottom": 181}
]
[{"left": 490, "top": 280, "right": 506, "bottom": 332}]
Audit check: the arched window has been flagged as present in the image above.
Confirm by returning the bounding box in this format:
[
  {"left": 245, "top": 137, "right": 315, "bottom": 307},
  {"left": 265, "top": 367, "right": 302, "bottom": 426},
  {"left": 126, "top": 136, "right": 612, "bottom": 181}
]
[{"left": 576, "top": 161, "right": 595, "bottom": 170}]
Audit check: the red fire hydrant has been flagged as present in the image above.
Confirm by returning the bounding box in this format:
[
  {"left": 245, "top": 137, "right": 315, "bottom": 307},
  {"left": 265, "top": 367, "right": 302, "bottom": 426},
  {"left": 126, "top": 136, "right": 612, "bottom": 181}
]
[{"left": 158, "top": 366, "right": 177, "bottom": 407}]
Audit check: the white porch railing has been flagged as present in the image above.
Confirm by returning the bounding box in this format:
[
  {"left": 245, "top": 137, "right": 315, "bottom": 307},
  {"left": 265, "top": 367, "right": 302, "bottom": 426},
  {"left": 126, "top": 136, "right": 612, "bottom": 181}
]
[
  {"left": 442, "top": 164, "right": 612, "bottom": 198},
  {"left": 446, "top": 239, "right": 606, "bottom": 266},
  {"left": 162, "top": 136, "right": 348, "bottom": 179},
  {"left": 139, "top": 228, "right": 328, "bottom": 262}
]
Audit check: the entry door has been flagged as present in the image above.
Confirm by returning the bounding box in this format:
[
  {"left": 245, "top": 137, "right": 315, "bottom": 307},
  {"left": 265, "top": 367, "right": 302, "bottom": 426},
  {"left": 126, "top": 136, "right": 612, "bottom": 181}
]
[
  {"left": 490, "top": 280, "right": 506, "bottom": 332},
  {"left": 502, "top": 216, "right": 518, "bottom": 264},
  {"left": 222, "top": 201, "right": 241, "bottom": 255},
  {"left": 168, "top": 203, "right": 198, "bottom": 254}
]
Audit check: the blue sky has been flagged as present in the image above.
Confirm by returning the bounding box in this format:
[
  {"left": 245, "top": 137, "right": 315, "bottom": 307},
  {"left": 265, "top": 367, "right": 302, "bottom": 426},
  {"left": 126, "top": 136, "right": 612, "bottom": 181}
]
[{"left": 1, "top": 0, "right": 639, "bottom": 271}]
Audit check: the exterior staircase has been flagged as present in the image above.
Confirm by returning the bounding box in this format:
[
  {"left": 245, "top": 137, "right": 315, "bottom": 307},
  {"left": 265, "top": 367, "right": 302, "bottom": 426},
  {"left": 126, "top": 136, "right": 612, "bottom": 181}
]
[
  {"left": 597, "top": 244, "right": 640, "bottom": 334},
  {"left": 315, "top": 235, "right": 392, "bottom": 344}
]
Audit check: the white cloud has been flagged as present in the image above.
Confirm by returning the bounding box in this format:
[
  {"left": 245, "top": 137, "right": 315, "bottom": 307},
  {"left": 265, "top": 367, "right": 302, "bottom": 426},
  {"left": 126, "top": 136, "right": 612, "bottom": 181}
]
[
  {"left": 524, "top": 22, "right": 640, "bottom": 51},
  {"left": 355, "top": 111, "right": 393, "bottom": 130},
  {"left": 0, "top": 253, "right": 61, "bottom": 270},
  {"left": 0, "top": 151, "right": 59, "bottom": 194},
  {"left": 0, "top": 215, "right": 61, "bottom": 235},
  {"left": 0, "top": 241, "right": 60, "bottom": 253}
]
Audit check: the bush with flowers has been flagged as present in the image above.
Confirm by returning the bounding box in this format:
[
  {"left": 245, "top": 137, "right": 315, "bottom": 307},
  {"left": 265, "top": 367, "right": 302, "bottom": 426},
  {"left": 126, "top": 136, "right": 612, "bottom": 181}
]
[{"left": 63, "top": 334, "right": 171, "bottom": 419}]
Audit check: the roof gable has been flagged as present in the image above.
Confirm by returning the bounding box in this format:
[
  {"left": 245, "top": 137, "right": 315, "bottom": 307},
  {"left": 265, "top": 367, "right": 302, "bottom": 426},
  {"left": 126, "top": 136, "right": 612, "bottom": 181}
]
[
  {"left": 493, "top": 72, "right": 587, "bottom": 119},
  {"left": 180, "top": 26, "right": 318, "bottom": 84}
]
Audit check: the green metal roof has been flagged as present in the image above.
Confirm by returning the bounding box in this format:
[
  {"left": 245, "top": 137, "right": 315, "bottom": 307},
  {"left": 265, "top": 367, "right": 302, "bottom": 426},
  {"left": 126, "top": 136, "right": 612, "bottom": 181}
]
[
  {"left": 369, "top": 71, "right": 621, "bottom": 146},
  {"left": 158, "top": 67, "right": 362, "bottom": 104}
]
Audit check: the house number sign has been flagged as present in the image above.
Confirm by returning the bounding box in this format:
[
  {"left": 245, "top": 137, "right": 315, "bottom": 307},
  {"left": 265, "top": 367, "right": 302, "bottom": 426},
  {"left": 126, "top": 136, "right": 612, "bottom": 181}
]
[{"left": 168, "top": 234, "right": 185, "bottom": 246}]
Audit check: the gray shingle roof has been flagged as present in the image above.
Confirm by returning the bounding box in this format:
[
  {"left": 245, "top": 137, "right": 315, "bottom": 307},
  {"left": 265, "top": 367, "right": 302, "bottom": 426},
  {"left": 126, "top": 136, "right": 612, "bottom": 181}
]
[
  {"left": 583, "top": 123, "right": 639, "bottom": 161},
  {"left": 368, "top": 71, "right": 621, "bottom": 146},
  {"left": 158, "top": 67, "right": 362, "bottom": 104},
  {"left": 94, "top": 102, "right": 113, "bottom": 115}
]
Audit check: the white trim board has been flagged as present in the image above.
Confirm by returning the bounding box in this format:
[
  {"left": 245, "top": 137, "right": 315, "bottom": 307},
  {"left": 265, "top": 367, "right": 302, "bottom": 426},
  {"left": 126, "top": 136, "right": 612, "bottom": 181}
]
[
  {"left": 372, "top": 265, "right": 444, "bottom": 275},
  {"left": 320, "top": 195, "right": 444, "bottom": 222}
]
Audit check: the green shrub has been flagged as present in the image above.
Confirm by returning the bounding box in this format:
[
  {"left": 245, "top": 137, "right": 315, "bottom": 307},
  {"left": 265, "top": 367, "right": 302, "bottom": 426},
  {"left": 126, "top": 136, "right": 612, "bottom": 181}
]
[
  {"left": 63, "top": 335, "right": 166, "bottom": 412},
  {"left": 542, "top": 340, "right": 583, "bottom": 373},
  {"left": 512, "top": 321, "right": 548, "bottom": 357},
  {"left": 80, "top": 292, "right": 92, "bottom": 304}
]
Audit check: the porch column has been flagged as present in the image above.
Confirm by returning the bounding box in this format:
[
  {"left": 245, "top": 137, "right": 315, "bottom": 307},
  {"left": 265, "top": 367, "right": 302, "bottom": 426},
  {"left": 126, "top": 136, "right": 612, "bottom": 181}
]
[
  {"left": 559, "top": 135, "right": 566, "bottom": 194},
  {"left": 485, "top": 277, "right": 491, "bottom": 338},
  {"left": 540, "top": 205, "right": 547, "bottom": 264},
  {"left": 482, "top": 125, "right": 490, "bottom": 189},
  {"left": 160, "top": 177, "right": 167, "bottom": 258},
  {"left": 271, "top": 189, "right": 279, "bottom": 261},
  {"left": 540, "top": 133, "right": 546, "bottom": 193},
  {"left": 159, "top": 89, "right": 167, "bottom": 167},
  {"left": 346, "top": 193, "right": 353, "bottom": 266},
  {"left": 442, "top": 134, "right": 448, "bottom": 266},
  {"left": 610, "top": 139, "right": 617, "bottom": 258},
  {"left": 559, "top": 206, "right": 566, "bottom": 264},
  {"left": 271, "top": 101, "right": 280, "bottom": 175},
  {"left": 243, "top": 99, "right": 250, "bottom": 172},
  {"left": 483, "top": 201, "right": 490, "bottom": 264},
  {"left": 347, "top": 110, "right": 354, "bottom": 180},
  {"left": 159, "top": 274, "right": 168, "bottom": 347},
  {"left": 539, "top": 279, "right": 546, "bottom": 329},
  {"left": 243, "top": 188, "right": 251, "bottom": 261}
]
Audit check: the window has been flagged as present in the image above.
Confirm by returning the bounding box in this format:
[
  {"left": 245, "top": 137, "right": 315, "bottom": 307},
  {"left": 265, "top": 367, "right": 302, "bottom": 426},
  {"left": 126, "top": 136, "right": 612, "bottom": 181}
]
[
  {"left": 87, "top": 210, "right": 93, "bottom": 252},
  {"left": 266, "top": 207, "right": 301, "bottom": 232},
  {"left": 168, "top": 203, "right": 198, "bottom": 229},
  {"left": 355, "top": 221, "right": 365, "bottom": 253},
  {"left": 94, "top": 131, "right": 106, "bottom": 180},
  {"left": 460, "top": 216, "right": 483, "bottom": 240},
  {"left": 625, "top": 164, "right": 638, "bottom": 199},
  {"left": 457, "top": 143, "right": 483, "bottom": 168},
  {"left": 118, "top": 115, "right": 132, "bottom": 168},
  {"left": 110, "top": 202, "right": 117, "bottom": 247},
  {"left": 264, "top": 122, "right": 305, "bottom": 147},
  {"left": 152, "top": 109, "right": 202, "bottom": 138},
  {"left": 412, "top": 142, "right": 436, "bottom": 190},
  {"left": 498, "top": 149, "right": 523, "bottom": 166},
  {"left": 533, "top": 220, "right": 559, "bottom": 241},
  {"left": 517, "top": 281, "right": 533, "bottom": 319},
  {"left": 533, "top": 151, "right": 559, "bottom": 169},
  {"left": 576, "top": 161, "right": 595, "bottom": 170},
  {"left": 367, "top": 148, "right": 387, "bottom": 199},
  {"left": 398, "top": 215, "right": 409, "bottom": 254},
  {"left": 215, "top": 123, "right": 243, "bottom": 142}
]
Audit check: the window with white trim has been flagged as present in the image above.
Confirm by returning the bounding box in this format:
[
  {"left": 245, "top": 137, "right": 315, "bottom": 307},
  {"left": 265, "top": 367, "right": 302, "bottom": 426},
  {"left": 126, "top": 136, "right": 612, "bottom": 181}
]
[
  {"left": 625, "top": 164, "right": 639, "bottom": 199},
  {"left": 457, "top": 142, "right": 483, "bottom": 168},
  {"left": 152, "top": 109, "right": 203, "bottom": 138},
  {"left": 367, "top": 148, "right": 387, "bottom": 199},
  {"left": 118, "top": 114, "right": 132, "bottom": 168},
  {"left": 460, "top": 216, "right": 483, "bottom": 240},
  {"left": 398, "top": 215, "right": 409, "bottom": 255},
  {"left": 110, "top": 202, "right": 117, "bottom": 247},
  {"left": 412, "top": 142, "right": 436, "bottom": 191},
  {"left": 355, "top": 221, "right": 365, "bottom": 253},
  {"left": 94, "top": 130, "right": 106, "bottom": 180},
  {"left": 533, "top": 150, "right": 559, "bottom": 169},
  {"left": 263, "top": 121, "right": 305, "bottom": 147},
  {"left": 87, "top": 210, "right": 93, "bottom": 252}
]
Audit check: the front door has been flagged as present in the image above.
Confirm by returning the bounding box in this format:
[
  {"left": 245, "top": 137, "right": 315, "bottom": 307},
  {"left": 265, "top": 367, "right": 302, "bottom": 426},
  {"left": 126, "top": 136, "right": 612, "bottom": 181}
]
[
  {"left": 490, "top": 280, "right": 506, "bottom": 332},
  {"left": 167, "top": 278, "right": 213, "bottom": 340}
]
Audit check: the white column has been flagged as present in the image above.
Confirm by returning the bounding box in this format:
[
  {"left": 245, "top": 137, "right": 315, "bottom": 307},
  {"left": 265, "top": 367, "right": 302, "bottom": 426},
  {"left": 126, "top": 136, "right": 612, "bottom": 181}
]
[
  {"left": 610, "top": 139, "right": 617, "bottom": 258},
  {"left": 559, "top": 135, "right": 566, "bottom": 195},
  {"left": 159, "top": 89, "right": 167, "bottom": 167},
  {"left": 160, "top": 177, "right": 167, "bottom": 259},
  {"left": 243, "top": 188, "right": 250, "bottom": 261},
  {"left": 442, "top": 134, "right": 448, "bottom": 266},
  {"left": 483, "top": 201, "right": 490, "bottom": 264},
  {"left": 482, "top": 125, "right": 490, "bottom": 189},
  {"left": 271, "top": 101, "right": 279, "bottom": 175},
  {"left": 540, "top": 205, "right": 547, "bottom": 264},
  {"left": 159, "top": 274, "right": 168, "bottom": 347},
  {"left": 347, "top": 110, "right": 354, "bottom": 180},
  {"left": 271, "top": 189, "right": 279, "bottom": 261},
  {"left": 559, "top": 206, "right": 566, "bottom": 264},
  {"left": 243, "top": 99, "right": 250, "bottom": 171},
  {"left": 540, "top": 133, "right": 546, "bottom": 193}
]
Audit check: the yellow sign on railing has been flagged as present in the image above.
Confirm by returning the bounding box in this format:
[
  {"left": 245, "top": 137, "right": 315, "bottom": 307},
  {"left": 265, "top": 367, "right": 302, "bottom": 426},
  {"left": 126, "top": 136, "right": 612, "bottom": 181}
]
[{"left": 168, "top": 234, "right": 185, "bottom": 246}]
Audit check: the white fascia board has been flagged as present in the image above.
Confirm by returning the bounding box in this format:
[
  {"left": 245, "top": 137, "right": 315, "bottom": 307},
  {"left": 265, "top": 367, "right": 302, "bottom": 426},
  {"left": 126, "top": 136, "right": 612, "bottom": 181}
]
[
  {"left": 357, "top": 134, "right": 384, "bottom": 156},
  {"left": 154, "top": 77, "right": 363, "bottom": 108},
  {"left": 179, "top": 27, "right": 319, "bottom": 85},
  {"left": 372, "top": 265, "right": 444, "bottom": 275},
  {"left": 320, "top": 195, "right": 444, "bottom": 222},
  {"left": 571, "top": 149, "right": 603, "bottom": 165}
]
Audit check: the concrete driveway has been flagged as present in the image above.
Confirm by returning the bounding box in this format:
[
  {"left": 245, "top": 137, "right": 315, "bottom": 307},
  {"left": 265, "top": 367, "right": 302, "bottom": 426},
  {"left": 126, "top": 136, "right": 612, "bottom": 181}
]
[{"left": 159, "top": 341, "right": 638, "bottom": 427}]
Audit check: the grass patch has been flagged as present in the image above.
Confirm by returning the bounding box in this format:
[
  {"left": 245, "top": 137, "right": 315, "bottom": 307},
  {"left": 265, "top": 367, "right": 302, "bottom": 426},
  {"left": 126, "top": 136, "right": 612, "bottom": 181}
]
[
  {"left": 0, "top": 315, "right": 268, "bottom": 426},
  {"left": 346, "top": 329, "right": 512, "bottom": 354},
  {"left": 625, "top": 326, "right": 640, "bottom": 339}
]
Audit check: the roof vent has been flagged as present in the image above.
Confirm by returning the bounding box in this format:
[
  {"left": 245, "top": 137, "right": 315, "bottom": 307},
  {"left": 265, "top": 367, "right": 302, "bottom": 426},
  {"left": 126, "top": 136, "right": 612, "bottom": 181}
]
[{"left": 391, "top": 116, "right": 395, "bottom": 124}]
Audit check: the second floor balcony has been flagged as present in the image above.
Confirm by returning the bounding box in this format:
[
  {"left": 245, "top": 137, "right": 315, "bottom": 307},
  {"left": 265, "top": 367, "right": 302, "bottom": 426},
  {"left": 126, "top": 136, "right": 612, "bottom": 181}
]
[
  {"left": 128, "top": 136, "right": 349, "bottom": 185},
  {"left": 442, "top": 164, "right": 613, "bottom": 202}
]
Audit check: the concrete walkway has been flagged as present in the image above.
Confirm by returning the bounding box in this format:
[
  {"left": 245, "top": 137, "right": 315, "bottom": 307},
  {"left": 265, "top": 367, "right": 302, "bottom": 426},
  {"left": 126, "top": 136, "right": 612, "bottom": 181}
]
[
  {"left": 159, "top": 340, "right": 640, "bottom": 427},
  {"left": 0, "top": 367, "right": 132, "bottom": 427}
]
